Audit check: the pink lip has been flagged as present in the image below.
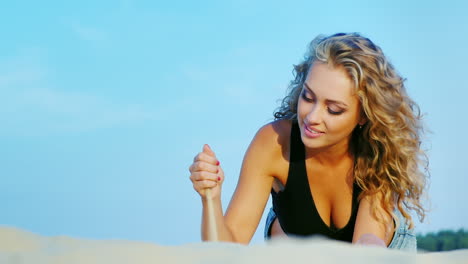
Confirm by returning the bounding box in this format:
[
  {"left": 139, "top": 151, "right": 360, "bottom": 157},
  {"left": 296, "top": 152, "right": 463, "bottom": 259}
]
[{"left": 303, "top": 123, "right": 325, "bottom": 138}]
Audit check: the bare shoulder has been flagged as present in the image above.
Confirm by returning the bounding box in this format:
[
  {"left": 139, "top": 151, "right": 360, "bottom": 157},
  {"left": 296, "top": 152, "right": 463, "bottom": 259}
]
[
  {"left": 253, "top": 119, "right": 291, "bottom": 146},
  {"left": 247, "top": 119, "right": 291, "bottom": 174}
]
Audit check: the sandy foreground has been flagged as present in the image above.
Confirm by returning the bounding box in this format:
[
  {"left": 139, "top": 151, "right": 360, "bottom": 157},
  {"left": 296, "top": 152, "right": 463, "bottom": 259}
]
[{"left": 0, "top": 226, "right": 467, "bottom": 264}]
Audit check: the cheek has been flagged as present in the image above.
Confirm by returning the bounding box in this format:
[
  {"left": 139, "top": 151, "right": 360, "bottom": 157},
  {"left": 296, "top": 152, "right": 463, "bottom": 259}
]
[
  {"left": 327, "top": 105, "right": 362, "bottom": 133},
  {"left": 327, "top": 115, "right": 358, "bottom": 134},
  {"left": 296, "top": 101, "right": 306, "bottom": 119},
  {"left": 297, "top": 99, "right": 304, "bottom": 112}
]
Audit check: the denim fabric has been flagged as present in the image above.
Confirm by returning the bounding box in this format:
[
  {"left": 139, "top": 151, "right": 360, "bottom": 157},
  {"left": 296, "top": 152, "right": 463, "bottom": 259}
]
[
  {"left": 264, "top": 207, "right": 277, "bottom": 239},
  {"left": 264, "top": 206, "right": 417, "bottom": 252},
  {"left": 387, "top": 208, "right": 417, "bottom": 252}
]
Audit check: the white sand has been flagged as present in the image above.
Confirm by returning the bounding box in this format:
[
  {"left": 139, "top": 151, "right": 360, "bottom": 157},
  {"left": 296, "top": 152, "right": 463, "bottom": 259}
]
[{"left": 0, "top": 226, "right": 467, "bottom": 264}]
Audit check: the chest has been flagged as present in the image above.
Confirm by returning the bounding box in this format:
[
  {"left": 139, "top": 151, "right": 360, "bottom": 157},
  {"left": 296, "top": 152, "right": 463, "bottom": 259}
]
[{"left": 272, "top": 160, "right": 355, "bottom": 229}]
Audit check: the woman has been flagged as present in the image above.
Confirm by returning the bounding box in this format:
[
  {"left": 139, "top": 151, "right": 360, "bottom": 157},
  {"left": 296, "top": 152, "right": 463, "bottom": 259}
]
[{"left": 189, "top": 33, "right": 428, "bottom": 251}]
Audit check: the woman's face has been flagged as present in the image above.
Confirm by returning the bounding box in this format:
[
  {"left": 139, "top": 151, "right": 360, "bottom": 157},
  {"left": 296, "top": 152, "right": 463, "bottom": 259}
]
[{"left": 297, "top": 62, "right": 365, "bottom": 153}]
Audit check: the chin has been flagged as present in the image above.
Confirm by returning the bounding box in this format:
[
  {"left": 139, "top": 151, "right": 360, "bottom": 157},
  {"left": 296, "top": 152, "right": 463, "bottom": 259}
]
[{"left": 300, "top": 133, "right": 326, "bottom": 149}]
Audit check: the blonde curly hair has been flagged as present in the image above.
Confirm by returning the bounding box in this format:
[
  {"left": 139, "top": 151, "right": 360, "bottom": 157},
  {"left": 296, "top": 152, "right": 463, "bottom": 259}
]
[{"left": 275, "top": 33, "right": 428, "bottom": 229}]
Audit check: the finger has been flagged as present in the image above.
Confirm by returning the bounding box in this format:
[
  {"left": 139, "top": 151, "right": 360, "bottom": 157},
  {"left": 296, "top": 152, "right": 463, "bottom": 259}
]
[
  {"left": 193, "top": 152, "right": 219, "bottom": 165},
  {"left": 193, "top": 180, "right": 218, "bottom": 191},
  {"left": 190, "top": 171, "right": 219, "bottom": 183},
  {"left": 203, "top": 144, "right": 216, "bottom": 157},
  {"left": 189, "top": 161, "right": 219, "bottom": 173},
  {"left": 217, "top": 166, "right": 225, "bottom": 182}
]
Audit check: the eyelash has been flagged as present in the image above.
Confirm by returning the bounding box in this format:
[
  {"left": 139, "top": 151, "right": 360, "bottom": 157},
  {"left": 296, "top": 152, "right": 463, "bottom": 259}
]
[{"left": 300, "top": 91, "right": 344, "bottom": 115}]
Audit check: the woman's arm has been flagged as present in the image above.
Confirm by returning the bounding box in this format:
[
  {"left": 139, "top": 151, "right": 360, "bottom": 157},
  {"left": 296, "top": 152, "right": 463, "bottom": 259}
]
[
  {"left": 190, "top": 144, "right": 232, "bottom": 241},
  {"left": 190, "top": 121, "right": 287, "bottom": 244},
  {"left": 352, "top": 193, "right": 395, "bottom": 247},
  {"left": 223, "top": 122, "right": 286, "bottom": 244}
]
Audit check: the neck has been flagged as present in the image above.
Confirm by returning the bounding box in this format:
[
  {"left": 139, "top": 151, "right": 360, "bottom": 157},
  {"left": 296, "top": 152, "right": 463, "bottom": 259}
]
[{"left": 305, "top": 140, "right": 353, "bottom": 167}]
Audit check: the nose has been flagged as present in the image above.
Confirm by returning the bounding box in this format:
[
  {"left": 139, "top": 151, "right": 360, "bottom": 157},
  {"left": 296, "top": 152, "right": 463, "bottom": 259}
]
[{"left": 304, "top": 104, "right": 325, "bottom": 125}]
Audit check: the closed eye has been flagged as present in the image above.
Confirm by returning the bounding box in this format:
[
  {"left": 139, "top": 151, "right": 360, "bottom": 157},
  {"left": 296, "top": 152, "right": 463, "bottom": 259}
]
[
  {"left": 301, "top": 90, "right": 314, "bottom": 102},
  {"left": 301, "top": 90, "right": 345, "bottom": 115},
  {"left": 328, "top": 108, "right": 344, "bottom": 115}
]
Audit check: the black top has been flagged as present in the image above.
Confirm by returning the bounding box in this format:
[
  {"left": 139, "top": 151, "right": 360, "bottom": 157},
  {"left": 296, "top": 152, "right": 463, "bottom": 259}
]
[{"left": 270, "top": 122, "right": 361, "bottom": 242}]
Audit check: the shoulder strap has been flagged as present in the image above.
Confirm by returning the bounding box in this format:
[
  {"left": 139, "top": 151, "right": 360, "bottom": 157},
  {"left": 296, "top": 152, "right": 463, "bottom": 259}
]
[
  {"left": 290, "top": 121, "right": 305, "bottom": 162},
  {"left": 285, "top": 121, "right": 308, "bottom": 191}
]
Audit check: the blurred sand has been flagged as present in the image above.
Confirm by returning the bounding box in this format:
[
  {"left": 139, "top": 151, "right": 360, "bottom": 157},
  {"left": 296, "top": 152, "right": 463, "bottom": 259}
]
[{"left": 0, "top": 226, "right": 466, "bottom": 264}]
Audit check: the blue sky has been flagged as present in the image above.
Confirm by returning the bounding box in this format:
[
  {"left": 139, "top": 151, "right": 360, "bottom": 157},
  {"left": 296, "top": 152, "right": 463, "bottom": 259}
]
[{"left": 1, "top": 0, "right": 467, "bottom": 245}]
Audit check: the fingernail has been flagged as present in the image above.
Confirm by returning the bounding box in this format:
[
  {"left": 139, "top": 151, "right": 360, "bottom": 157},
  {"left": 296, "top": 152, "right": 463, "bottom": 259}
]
[
  {"left": 216, "top": 169, "right": 219, "bottom": 173},
  {"left": 216, "top": 161, "right": 220, "bottom": 166},
  {"left": 218, "top": 177, "right": 221, "bottom": 181}
]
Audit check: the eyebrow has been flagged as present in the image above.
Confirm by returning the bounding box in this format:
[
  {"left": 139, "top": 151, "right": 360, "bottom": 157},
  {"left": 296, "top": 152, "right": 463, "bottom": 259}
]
[{"left": 303, "top": 83, "right": 349, "bottom": 108}]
